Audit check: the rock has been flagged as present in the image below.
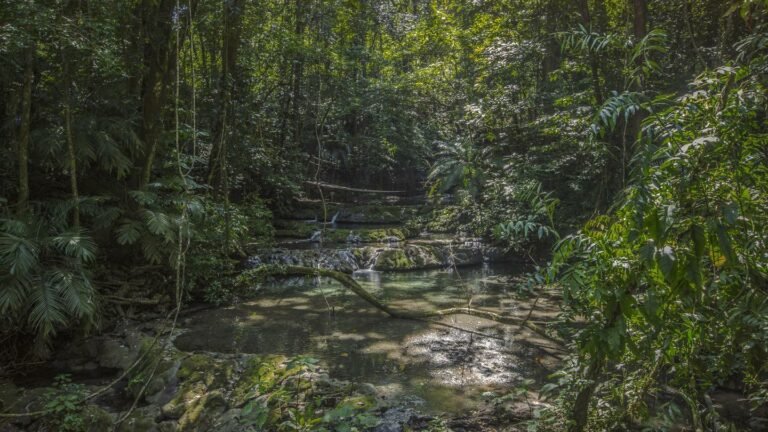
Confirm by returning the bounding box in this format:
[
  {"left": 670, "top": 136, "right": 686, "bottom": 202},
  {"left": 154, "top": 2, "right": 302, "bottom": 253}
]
[
  {"left": 157, "top": 421, "right": 180, "bottom": 432},
  {"left": 373, "top": 407, "right": 432, "bottom": 432},
  {"left": 356, "top": 382, "right": 378, "bottom": 397},
  {"left": 482, "top": 245, "right": 508, "bottom": 262},
  {"left": 161, "top": 381, "right": 206, "bottom": 420},
  {"left": 209, "top": 408, "right": 244, "bottom": 432},
  {"left": 372, "top": 245, "right": 443, "bottom": 271},
  {"left": 98, "top": 338, "right": 136, "bottom": 370},
  {"left": 449, "top": 246, "right": 484, "bottom": 267},
  {"left": 177, "top": 390, "right": 228, "bottom": 431},
  {"left": 84, "top": 406, "right": 116, "bottom": 432},
  {"left": 118, "top": 406, "right": 160, "bottom": 432},
  {"left": 143, "top": 358, "right": 181, "bottom": 404}
]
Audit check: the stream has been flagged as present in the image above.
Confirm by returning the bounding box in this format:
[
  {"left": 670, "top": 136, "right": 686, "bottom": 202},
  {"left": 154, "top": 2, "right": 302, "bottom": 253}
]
[{"left": 174, "top": 264, "right": 561, "bottom": 415}]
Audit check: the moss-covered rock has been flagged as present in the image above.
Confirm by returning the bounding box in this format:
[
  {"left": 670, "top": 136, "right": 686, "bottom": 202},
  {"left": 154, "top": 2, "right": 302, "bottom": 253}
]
[
  {"left": 84, "top": 406, "right": 116, "bottom": 432},
  {"left": 177, "top": 354, "right": 235, "bottom": 388},
  {"left": 177, "top": 390, "right": 227, "bottom": 432},
  {"left": 372, "top": 245, "right": 444, "bottom": 271},
  {"left": 118, "top": 406, "right": 160, "bottom": 432},
  {"left": 230, "top": 355, "right": 286, "bottom": 407},
  {"left": 373, "top": 249, "right": 411, "bottom": 271},
  {"left": 126, "top": 339, "right": 181, "bottom": 404},
  {"left": 273, "top": 220, "right": 318, "bottom": 239}
]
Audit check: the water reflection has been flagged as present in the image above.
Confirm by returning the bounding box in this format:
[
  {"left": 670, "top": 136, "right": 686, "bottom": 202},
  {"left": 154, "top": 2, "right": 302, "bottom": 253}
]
[{"left": 174, "top": 265, "right": 555, "bottom": 413}]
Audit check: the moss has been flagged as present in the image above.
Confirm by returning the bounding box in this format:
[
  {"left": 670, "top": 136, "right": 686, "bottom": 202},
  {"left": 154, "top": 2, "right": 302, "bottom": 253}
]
[
  {"left": 299, "top": 227, "right": 412, "bottom": 244},
  {"left": 177, "top": 354, "right": 235, "bottom": 389},
  {"left": 339, "top": 394, "right": 375, "bottom": 410},
  {"left": 126, "top": 337, "right": 169, "bottom": 398},
  {"left": 408, "top": 244, "right": 441, "bottom": 266},
  {"left": 231, "top": 355, "right": 287, "bottom": 407},
  {"left": 338, "top": 205, "right": 419, "bottom": 224},
  {"left": 374, "top": 249, "right": 412, "bottom": 271},
  {"left": 177, "top": 354, "right": 211, "bottom": 381},
  {"left": 371, "top": 245, "right": 444, "bottom": 271},
  {"left": 424, "top": 205, "right": 463, "bottom": 233},
  {"left": 273, "top": 220, "right": 317, "bottom": 239},
  {"left": 177, "top": 390, "right": 227, "bottom": 432},
  {"left": 358, "top": 228, "right": 409, "bottom": 242},
  {"left": 117, "top": 407, "right": 159, "bottom": 432},
  {"left": 84, "top": 406, "right": 115, "bottom": 432}
]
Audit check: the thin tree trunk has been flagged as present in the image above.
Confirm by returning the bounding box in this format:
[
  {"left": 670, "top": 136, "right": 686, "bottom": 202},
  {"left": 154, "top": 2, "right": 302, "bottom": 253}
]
[
  {"left": 291, "top": 0, "right": 305, "bottom": 151},
  {"left": 17, "top": 47, "right": 34, "bottom": 213},
  {"left": 578, "top": 0, "right": 604, "bottom": 105},
  {"left": 208, "top": 0, "right": 245, "bottom": 193},
  {"left": 63, "top": 50, "right": 80, "bottom": 228},
  {"left": 633, "top": 0, "right": 648, "bottom": 42},
  {"left": 623, "top": 0, "right": 647, "bottom": 185},
  {"left": 138, "top": 0, "right": 175, "bottom": 189},
  {"left": 569, "top": 355, "right": 605, "bottom": 432}
]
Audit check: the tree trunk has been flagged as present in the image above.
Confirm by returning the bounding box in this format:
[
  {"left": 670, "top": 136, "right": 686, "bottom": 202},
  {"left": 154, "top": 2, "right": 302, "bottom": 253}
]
[
  {"left": 63, "top": 50, "right": 80, "bottom": 228},
  {"left": 291, "top": 0, "right": 305, "bottom": 151},
  {"left": 633, "top": 0, "right": 648, "bottom": 42},
  {"left": 578, "top": 0, "right": 604, "bottom": 105},
  {"left": 17, "top": 46, "right": 34, "bottom": 213},
  {"left": 208, "top": 0, "right": 245, "bottom": 194},
  {"left": 138, "top": 0, "right": 175, "bottom": 189},
  {"left": 627, "top": 0, "right": 647, "bottom": 178},
  {"left": 569, "top": 356, "right": 605, "bottom": 432}
]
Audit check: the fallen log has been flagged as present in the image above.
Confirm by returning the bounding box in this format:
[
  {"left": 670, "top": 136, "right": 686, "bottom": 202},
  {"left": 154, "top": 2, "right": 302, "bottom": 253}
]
[
  {"left": 243, "top": 265, "right": 562, "bottom": 344},
  {"left": 102, "top": 295, "right": 161, "bottom": 306},
  {"left": 303, "top": 181, "right": 404, "bottom": 194}
]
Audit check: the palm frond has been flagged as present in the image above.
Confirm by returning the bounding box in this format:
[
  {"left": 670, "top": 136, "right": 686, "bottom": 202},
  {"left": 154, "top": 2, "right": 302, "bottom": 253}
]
[{"left": 51, "top": 230, "right": 97, "bottom": 263}]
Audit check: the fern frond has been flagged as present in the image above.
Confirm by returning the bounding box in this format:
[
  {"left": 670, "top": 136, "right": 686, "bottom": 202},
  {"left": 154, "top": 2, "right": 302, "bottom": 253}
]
[
  {"left": 51, "top": 230, "right": 97, "bottom": 263},
  {"left": 49, "top": 269, "right": 95, "bottom": 319},
  {"left": 0, "top": 231, "right": 40, "bottom": 276},
  {"left": 0, "top": 274, "right": 31, "bottom": 313},
  {"left": 115, "top": 218, "right": 143, "bottom": 245},
  {"left": 28, "top": 279, "right": 67, "bottom": 340}
]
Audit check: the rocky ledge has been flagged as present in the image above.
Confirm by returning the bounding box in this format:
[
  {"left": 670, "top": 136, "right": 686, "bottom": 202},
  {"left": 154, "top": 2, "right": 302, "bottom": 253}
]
[{"left": 248, "top": 239, "right": 508, "bottom": 273}]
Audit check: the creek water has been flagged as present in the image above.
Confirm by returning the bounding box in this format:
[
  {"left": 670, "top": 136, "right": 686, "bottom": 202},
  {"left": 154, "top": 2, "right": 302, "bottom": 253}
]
[{"left": 174, "top": 264, "right": 558, "bottom": 414}]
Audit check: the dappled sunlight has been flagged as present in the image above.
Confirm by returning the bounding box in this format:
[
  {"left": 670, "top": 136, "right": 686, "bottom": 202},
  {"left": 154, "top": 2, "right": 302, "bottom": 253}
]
[{"left": 174, "top": 265, "right": 558, "bottom": 413}]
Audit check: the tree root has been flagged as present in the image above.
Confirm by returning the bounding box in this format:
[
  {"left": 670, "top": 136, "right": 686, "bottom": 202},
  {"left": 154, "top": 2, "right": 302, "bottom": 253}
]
[{"left": 245, "top": 265, "right": 562, "bottom": 344}]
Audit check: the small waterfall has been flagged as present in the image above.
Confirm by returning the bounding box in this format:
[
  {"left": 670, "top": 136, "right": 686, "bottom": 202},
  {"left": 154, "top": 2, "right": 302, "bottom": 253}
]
[
  {"left": 352, "top": 248, "right": 383, "bottom": 278},
  {"left": 367, "top": 248, "right": 383, "bottom": 270},
  {"left": 329, "top": 211, "right": 339, "bottom": 225}
]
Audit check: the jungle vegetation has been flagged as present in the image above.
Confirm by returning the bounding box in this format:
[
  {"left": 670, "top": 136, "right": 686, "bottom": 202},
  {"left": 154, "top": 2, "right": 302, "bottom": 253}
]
[{"left": 1, "top": 0, "right": 767, "bottom": 430}]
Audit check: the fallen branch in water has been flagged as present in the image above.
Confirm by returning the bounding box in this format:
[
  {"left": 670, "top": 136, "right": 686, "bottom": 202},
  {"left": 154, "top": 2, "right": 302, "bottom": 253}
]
[
  {"left": 102, "top": 295, "right": 161, "bottom": 305},
  {"left": 242, "top": 265, "right": 563, "bottom": 344}
]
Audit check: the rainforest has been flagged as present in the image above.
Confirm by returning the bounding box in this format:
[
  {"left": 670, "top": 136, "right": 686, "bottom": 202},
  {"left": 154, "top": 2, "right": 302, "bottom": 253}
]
[{"left": 1, "top": 0, "right": 767, "bottom": 431}]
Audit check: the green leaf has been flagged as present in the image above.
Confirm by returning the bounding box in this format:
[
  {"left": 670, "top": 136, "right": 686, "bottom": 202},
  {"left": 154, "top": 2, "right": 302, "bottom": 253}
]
[
  {"left": 51, "top": 231, "right": 97, "bottom": 263},
  {"left": 657, "top": 245, "right": 677, "bottom": 278},
  {"left": 115, "top": 219, "right": 142, "bottom": 245},
  {"left": 691, "top": 223, "right": 706, "bottom": 259}
]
